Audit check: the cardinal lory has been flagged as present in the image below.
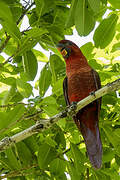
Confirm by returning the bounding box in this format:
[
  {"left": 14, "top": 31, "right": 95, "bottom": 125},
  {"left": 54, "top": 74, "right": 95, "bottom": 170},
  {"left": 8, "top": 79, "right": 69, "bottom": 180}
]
[{"left": 57, "top": 40, "right": 102, "bottom": 169}]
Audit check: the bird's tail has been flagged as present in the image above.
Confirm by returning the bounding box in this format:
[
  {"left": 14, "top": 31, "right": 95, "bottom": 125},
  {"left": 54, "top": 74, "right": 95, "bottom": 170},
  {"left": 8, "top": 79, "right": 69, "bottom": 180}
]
[
  {"left": 73, "top": 116, "right": 102, "bottom": 169},
  {"left": 80, "top": 122, "right": 102, "bottom": 169}
]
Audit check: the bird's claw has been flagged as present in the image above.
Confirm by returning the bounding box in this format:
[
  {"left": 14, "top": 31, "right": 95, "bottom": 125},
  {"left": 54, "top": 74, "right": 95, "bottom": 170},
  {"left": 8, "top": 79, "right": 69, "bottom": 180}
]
[{"left": 68, "top": 102, "right": 77, "bottom": 117}]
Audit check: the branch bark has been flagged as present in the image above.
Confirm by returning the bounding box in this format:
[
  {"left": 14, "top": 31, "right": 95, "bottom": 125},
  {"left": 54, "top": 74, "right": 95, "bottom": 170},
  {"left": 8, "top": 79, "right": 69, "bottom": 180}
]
[{"left": 0, "top": 78, "right": 120, "bottom": 152}]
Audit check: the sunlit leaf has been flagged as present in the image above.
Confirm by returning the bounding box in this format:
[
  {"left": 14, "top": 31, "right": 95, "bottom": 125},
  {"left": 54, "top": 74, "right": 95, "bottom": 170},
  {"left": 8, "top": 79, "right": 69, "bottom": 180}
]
[
  {"left": 66, "top": 0, "right": 78, "bottom": 28},
  {"left": 49, "top": 54, "right": 65, "bottom": 84},
  {"left": 108, "top": 0, "right": 120, "bottom": 9},
  {"left": 50, "top": 158, "right": 66, "bottom": 176},
  {"left": 0, "top": 1, "right": 21, "bottom": 41},
  {"left": 93, "top": 14, "right": 118, "bottom": 48},
  {"left": 0, "top": 104, "right": 25, "bottom": 130},
  {"left": 75, "top": 0, "right": 95, "bottom": 36},
  {"left": 88, "top": 0, "right": 100, "bottom": 12},
  {"left": 39, "top": 63, "right": 52, "bottom": 97},
  {"left": 80, "top": 42, "right": 95, "bottom": 60},
  {"left": 16, "top": 141, "right": 33, "bottom": 166},
  {"left": 38, "top": 143, "right": 56, "bottom": 168},
  {"left": 16, "top": 78, "right": 33, "bottom": 98},
  {"left": 22, "top": 50, "right": 38, "bottom": 81},
  {"left": 32, "top": 49, "right": 48, "bottom": 62},
  {"left": 5, "top": 148, "right": 21, "bottom": 170}
]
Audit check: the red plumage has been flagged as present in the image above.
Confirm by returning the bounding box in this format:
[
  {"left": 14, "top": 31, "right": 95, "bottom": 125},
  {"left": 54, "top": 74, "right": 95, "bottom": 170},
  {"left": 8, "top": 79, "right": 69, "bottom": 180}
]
[{"left": 57, "top": 40, "right": 102, "bottom": 169}]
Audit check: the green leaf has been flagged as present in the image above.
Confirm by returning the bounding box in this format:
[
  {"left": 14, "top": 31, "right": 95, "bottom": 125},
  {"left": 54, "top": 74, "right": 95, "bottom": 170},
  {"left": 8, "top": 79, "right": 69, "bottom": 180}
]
[
  {"left": 67, "top": 162, "right": 81, "bottom": 180},
  {"left": 39, "top": 63, "right": 52, "bottom": 97},
  {"left": 93, "top": 14, "right": 118, "bottom": 48},
  {"left": 102, "top": 94, "right": 117, "bottom": 105},
  {"left": 88, "top": 0, "right": 100, "bottom": 12},
  {"left": 103, "top": 125, "right": 120, "bottom": 155},
  {"left": 40, "top": 96, "right": 59, "bottom": 116},
  {"left": 25, "top": 27, "right": 48, "bottom": 39},
  {"left": 55, "top": 130, "right": 66, "bottom": 149},
  {"left": 16, "top": 78, "right": 33, "bottom": 98},
  {"left": 10, "top": 6, "right": 22, "bottom": 22},
  {"left": 70, "top": 143, "right": 85, "bottom": 173},
  {"left": 89, "top": 59, "right": 103, "bottom": 70},
  {"left": 5, "top": 148, "right": 21, "bottom": 170},
  {"left": 111, "top": 42, "right": 120, "bottom": 52},
  {"left": 49, "top": 54, "right": 65, "bottom": 84},
  {"left": 35, "top": 0, "right": 44, "bottom": 18},
  {"left": 18, "top": 28, "right": 48, "bottom": 55},
  {"left": 50, "top": 158, "right": 66, "bottom": 176},
  {"left": 38, "top": 143, "right": 56, "bottom": 169},
  {"left": 102, "top": 148, "right": 114, "bottom": 163},
  {"left": 35, "top": 0, "right": 55, "bottom": 18},
  {"left": 0, "top": 1, "right": 21, "bottom": 41},
  {"left": 24, "top": 136, "right": 39, "bottom": 154},
  {"left": 75, "top": 0, "right": 95, "bottom": 36},
  {"left": 2, "top": 86, "right": 16, "bottom": 105},
  {"left": 66, "top": 0, "right": 78, "bottom": 28},
  {"left": 0, "top": 77, "right": 16, "bottom": 86},
  {"left": 45, "top": 136, "right": 57, "bottom": 148},
  {"left": 3, "top": 38, "right": 17, "bottom": 56},
  {"left": 22, "top": 50, "right": 38, "bottom": 81},
  {"left": 108, "top": 0, "right": 120, "bottom": 9},
  {"left": 32, "top": 49, "right": 48, "bottom": 62},
  {"left": 52, "top": 78, "right": 64, "bottom": 96},
  {"left": 100, "top": 169, "right": 120, "bottom": 180},
  {"left": 0, "top": 104, "right": 25, "bottom": 130},
  {"left": 0, "top": 55, "right": 4, "bottom": 62},
  {"left": 116, "top": 23, "right": 120, "bottom": 32},
  {"left": 16, "top": 142, "right": 33, "bottom": 166},
  {"left": 80, "top": 42, "right": 95, "bottom": 60}
]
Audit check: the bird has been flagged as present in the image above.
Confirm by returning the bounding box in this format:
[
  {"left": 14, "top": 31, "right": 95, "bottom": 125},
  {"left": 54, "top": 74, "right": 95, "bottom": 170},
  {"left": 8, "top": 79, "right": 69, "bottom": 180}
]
[{"left": 57, "top": 39, "right": 102, "bottom": 169}]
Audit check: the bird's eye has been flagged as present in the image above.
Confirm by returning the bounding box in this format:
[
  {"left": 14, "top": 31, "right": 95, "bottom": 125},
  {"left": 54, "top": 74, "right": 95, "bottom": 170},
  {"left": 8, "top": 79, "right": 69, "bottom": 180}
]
[{"left": 60, "top": 48, "right": 68, "bottom": 57}]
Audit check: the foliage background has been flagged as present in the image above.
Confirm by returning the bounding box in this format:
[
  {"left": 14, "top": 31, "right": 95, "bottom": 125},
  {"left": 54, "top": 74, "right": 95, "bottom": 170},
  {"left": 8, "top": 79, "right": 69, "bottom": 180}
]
[{"left": 0, "top": 0, "right": 120, "bottom": 179}]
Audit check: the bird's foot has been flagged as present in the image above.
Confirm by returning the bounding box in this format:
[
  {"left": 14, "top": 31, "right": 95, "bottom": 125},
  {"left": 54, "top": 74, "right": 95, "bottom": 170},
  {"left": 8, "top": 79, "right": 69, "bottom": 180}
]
[
  {"left": 90, "top": 91, "right": 96, "bottom": 97},
  {"left": 68, "top": 102, "right": 77, "bottom": 117}
]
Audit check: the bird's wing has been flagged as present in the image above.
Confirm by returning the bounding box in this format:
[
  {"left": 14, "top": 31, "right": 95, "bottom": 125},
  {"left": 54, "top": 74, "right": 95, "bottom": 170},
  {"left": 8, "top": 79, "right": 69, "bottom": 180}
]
[
  {"left": 63, "top": 76, "right": 70, "bottom": 106},
  {"left": 92, "top": 69, "right": 101, "bottom": 90},
  {"left": 92, "top": 69, "right": 102, "bottom": 116}
]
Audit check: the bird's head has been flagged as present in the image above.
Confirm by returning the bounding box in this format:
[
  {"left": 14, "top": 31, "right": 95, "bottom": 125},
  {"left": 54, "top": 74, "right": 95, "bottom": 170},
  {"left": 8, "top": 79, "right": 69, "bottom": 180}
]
[{"left": 56, "top": 40, "right": 80, "bottom": 59}]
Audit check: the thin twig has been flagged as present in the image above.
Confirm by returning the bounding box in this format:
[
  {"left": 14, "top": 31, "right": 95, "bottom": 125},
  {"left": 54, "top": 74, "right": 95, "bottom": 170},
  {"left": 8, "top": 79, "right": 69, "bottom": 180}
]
[
  {"left": 86, "top": 168, "right": 89, "bottom": 180},
  {"left": 0, "top": 164, "right": 38, "bottom": 179},
  {"left": 0, "top": 102, "right": 34, "bottom": 108},
  {"left": 2, "top": 54, "right": 14, "bottom": 65},
  {"left": 62, "top": 141, "right": 84, "bottom": 154},
  {"left": 16, "top": 2, "right": 35, "bottom": 25},
  {"left": 0, "top": 78, "right": 120, "bottom": 152},
  {"left": 0, "top": 35, "right": 10, "bottom": 53}
]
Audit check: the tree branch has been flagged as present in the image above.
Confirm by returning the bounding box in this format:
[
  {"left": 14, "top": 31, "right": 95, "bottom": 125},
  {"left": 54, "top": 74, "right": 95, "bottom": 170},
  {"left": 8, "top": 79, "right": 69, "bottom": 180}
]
[
  {"left": 0, "top": 102, "right": 34, "bottom": 108},
  {"left": 0, "top": 78, "right": 120, "bottom": 152},
  {"left": 0, "top": 35, "right": 10, "bottom": 53},
  {"left": 16, "top": 2, "right": 35, "bottom": 25}
]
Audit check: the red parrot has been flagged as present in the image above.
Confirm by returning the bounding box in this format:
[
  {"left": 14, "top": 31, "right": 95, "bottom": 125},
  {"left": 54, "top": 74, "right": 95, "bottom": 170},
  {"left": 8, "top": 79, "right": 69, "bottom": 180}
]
[{"left": 57, "top": 40, "right": 102, "bottom": 169}]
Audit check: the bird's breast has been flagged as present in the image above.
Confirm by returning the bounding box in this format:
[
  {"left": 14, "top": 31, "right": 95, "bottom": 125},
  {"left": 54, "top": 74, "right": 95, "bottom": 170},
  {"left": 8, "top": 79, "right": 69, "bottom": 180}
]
[{"left": 68, "top": 70, "right": 97, "bottom": 103}]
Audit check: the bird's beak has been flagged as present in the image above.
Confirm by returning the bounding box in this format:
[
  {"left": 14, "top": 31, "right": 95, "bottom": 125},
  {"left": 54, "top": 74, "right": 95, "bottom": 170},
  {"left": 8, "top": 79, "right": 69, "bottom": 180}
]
[
  {"left": 56, "top": 43, "right": 65, "bottom": 48},
  {"left": 56, "top": 43, "right": 65, "bottom": 52}
]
